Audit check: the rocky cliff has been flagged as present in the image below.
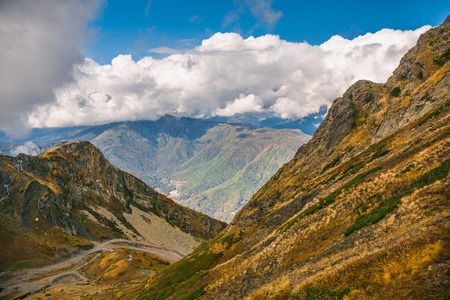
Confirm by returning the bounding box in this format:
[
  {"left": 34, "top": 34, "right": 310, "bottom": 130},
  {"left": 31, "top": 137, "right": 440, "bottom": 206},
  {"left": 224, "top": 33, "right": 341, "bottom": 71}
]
[
  {"left": 138, "top": 16, "right": 450, "bottom": 299},
  {"left": 0, "top": 141, "right": 226, "bottom": 270}
]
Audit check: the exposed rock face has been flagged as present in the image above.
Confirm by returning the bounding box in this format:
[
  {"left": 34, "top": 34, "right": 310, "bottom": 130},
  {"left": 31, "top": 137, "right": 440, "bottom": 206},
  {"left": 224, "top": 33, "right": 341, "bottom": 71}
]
[
  {"left": 0, "top": 141, "right": 226, "bottom": 270},
  {"left": 41, "top": 141, "right": 226, "bottom": 240},
  {"left": 139, "top": 16, "right": 450, "bottom": 299}
]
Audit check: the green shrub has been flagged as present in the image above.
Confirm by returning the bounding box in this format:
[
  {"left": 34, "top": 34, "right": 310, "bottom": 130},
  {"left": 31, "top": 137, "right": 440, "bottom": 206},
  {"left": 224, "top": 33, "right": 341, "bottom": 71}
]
[
  {"left": 417, "top": 70, "right": 424, "bottom": 80},
  {"left": 416, "top": 102, "right": 449, "bottom": 126},
  {"left": 345, "top": 158, "right": 449, "bottom": 236},
  {"left": 400, "top": 164, "right": 415, "bottom": 174},
  {"left": 221, "top": 233, "right": 236, "bottom": 249},
  {"left": 371, "top": 150, "right": 389, "bottom": 160},
  {"left": 341, "top": 162, "right": 367, "bottom": 177},
  {"left": 173, "top": 285, "right": 207, "bottom": 300},
  {"left": 304, "top": 284, "right": 351, "bottom": 300},
  {"left": 390, "top": 87, "right": 401, "bottom": 97},
  {"left": 433, "top": 48, "right": 450, "bottom": 66}
]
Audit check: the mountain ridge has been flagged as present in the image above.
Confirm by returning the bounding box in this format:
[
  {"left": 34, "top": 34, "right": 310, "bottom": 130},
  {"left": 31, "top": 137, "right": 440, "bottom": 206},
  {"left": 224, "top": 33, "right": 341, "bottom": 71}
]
[
  {"left": 137, "top": 15, "right": 450, "bottom": 300},
  {"left": 0, "top": 140, "right": 226, "bottom": 271}
]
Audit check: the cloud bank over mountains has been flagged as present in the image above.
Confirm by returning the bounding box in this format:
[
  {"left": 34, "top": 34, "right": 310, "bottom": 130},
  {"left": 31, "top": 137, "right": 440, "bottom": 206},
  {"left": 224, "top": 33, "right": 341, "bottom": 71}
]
[
  {"left": 28, "top": 26, "right": 430, "bottom": 128},
  {"left": 10, "top": 141, "right": 40, "bottom": 157},
  {"left": 0, "top": 0, "right": 431, "bottom": 134},
  {"left": 0, "top": 0, "right": 102, "bottom": 135}
]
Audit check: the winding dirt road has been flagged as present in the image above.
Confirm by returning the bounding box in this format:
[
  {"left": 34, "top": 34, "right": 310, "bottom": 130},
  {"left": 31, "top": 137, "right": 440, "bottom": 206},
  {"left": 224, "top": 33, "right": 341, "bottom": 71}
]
[{"left": 0, "top": 239, "right": 184, "bottom": 299}]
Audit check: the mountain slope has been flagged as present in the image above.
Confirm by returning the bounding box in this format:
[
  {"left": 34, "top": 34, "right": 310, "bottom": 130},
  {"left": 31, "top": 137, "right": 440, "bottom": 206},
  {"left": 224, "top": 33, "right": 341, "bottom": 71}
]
[
  {"left": 171, "top": 125, "right": 308, "bottom": 221},
  {"left": 138, "top": 16, "right": 450, "bottom": 299},
  {"left": 0, "top": 141, "right": 226, "bottom": 271},
  {"left": 1, "top": 117, "right": 310, "bottom": 222},
  {"left": 90, "top": 119, "right": 309, "bottom": 222}
]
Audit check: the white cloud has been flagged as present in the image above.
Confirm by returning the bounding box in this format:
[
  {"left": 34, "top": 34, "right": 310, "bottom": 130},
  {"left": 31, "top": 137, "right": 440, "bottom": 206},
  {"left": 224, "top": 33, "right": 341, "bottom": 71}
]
[
  {"left": 271, "top": 97, "right": 303, "bottom": 119},
  {"left": 10, "top": 141, "right": 40, "bottom": 156},
  {"left": 27, "top": 25, "right": 430, "bottom": 127},
  {"left": 214, "top": 94, "right": 263, "bottom": 116},
  {"left": 0, "top": 0, "right": 102, "bottom": 136},
  {"left": 145, "top": 1, "right": 152, "bottom": 16},
  {"left": 319, "top": 28, "right": 427, "bottom": 87}
]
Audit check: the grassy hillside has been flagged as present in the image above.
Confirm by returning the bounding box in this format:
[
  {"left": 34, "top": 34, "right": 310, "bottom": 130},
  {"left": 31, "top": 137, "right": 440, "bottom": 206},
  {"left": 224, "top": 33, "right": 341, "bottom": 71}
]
[{"left": 136, "top": 16, "right": 450, "bottom": 300}]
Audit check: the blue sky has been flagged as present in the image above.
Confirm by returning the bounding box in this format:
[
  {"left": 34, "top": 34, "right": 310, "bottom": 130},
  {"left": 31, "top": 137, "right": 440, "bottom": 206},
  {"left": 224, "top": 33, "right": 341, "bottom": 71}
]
[{"left": 85, "top": 0, "right": 450, "bottom": 64}]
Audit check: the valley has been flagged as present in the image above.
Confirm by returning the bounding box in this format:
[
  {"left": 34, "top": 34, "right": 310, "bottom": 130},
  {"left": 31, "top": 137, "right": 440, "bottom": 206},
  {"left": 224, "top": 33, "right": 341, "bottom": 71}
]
[
  {"left": 0, "top": 117, "right": 310, "bottom": 222},
  {"left": 0, "top": 140, "right": 226, "bottom": 299}
]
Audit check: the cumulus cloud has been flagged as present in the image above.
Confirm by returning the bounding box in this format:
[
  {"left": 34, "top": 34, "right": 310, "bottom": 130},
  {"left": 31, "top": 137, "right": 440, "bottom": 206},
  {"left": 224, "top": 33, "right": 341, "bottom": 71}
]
[
  {"left": 10, "top": 141, "right": 40, "bottom": 156},
  {"left": 214, "top": 94, "right": 263, "bottom": 116},
  {"left": 0, "top": 0, "right": 102, "bottom": 136},
  {"left": 271, "top": 97, "right": 304, "bottom": 119},
  {"left": 27, "top": 25, "right": 430, "bottom": 127}
]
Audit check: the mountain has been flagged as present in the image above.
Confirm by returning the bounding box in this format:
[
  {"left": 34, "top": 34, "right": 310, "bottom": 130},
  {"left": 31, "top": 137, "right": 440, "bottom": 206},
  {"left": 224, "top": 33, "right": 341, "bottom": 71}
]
[
  {"left": 168, "top": 125, "right": 309, "bottom": 221},
  {"left": 0, "top": 141, "right": 226, "bottom": 271},
  {"left": 137, "top": 16, "right": 450, "bottom": 299},
  {"left": 1, "top": 117, "right": 310, "bottom": 222},
  {"left": 88, "top": 120, "right": 309, "bottom": 222}
]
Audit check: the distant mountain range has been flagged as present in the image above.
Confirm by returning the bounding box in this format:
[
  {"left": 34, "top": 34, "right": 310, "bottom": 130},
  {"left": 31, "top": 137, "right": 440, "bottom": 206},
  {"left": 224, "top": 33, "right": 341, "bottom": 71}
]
[
  {"left": 0, "top": 116, "right": 311, "bottom": 222},
  {"left": 207, "top": 109, "right": 327, "bottom": 135}
]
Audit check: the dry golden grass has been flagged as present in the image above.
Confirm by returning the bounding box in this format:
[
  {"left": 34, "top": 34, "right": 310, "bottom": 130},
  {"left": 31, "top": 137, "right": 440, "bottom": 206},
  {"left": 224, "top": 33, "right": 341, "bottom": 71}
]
[{"left": 80, "top": 248, "right": 169, "bottom": 286}]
